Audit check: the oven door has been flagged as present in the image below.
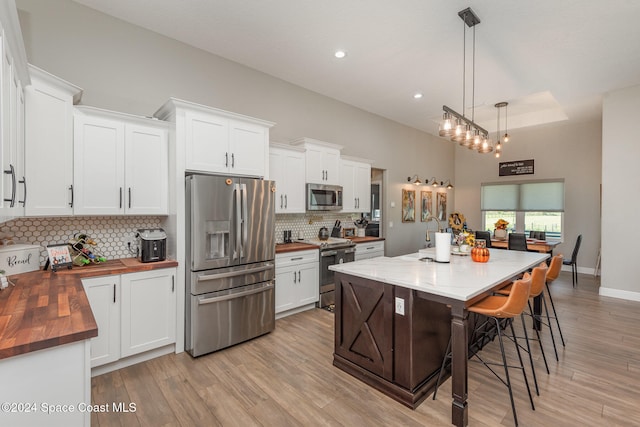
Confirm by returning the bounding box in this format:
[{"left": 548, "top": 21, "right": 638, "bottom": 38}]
[{"left": 319, "top": 247, "right": 355, "bottom": 307}]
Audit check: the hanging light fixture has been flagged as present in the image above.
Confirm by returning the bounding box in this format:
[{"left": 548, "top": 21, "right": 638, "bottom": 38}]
[
  {"left": 439, "top": 8, "right": 493, "bottom": 154},
  {"left": 494, "top": 102, "right": 511, "bottom": 158}
]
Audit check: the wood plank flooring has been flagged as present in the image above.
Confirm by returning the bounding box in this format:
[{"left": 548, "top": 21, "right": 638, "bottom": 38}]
[{"left": 91, "top": 272, "right": 640, "bottom": 426}]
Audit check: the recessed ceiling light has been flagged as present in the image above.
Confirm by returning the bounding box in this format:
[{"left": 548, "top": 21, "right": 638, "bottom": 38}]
[
  {"left": 413, "top": 93, "right": 423, "bottom": 99},
  {"left": 334, "top": 50, "right": 347, "bottom": 59}
]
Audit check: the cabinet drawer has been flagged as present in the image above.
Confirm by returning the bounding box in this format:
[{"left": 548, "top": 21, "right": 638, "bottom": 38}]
[
  {"left": 276, "top": 249, "right": 319, "bottom": 268},
  {"left": 356, "top": 241, "right": 385, "bottom": 254}
]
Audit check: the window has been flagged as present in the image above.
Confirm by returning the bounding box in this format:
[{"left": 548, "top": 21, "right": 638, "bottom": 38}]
[{"left": 481, "top": 180, "right": 564, "bottom": 240}]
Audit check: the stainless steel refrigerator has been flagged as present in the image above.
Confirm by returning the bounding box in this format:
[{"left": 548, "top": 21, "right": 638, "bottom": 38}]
[{"left": 186, "top": 174, "right": 275, "bottom": 357}]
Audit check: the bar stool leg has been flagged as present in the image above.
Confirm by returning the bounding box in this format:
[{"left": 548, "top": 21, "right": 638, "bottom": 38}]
[
  {"left": 519, "top": 312, "right": 539, "bottom": 396},
  {"left": 527, "top": 300, "right": 550, "bottom": 374},
  {"left": 495, "top": 318, "right": 519, "bottom": 426},
  {"left": 432, "top": 336, "right": 451, "bottom": 400},
  {"left": 508, "top": 319, "right": 535, "bottom": 412},
  {"left": 545, "top": 282, "right": 566, "bottom": 347}
]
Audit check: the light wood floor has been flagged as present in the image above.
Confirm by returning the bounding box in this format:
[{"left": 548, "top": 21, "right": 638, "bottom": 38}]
[{"left": 91, "top": 272, "right": 640, "bottom": 426}]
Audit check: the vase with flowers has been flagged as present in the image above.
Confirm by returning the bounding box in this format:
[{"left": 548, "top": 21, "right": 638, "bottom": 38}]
[
  {"left": 454, "top": 230, "right": 475, "bottom": 253},
  {"left": 494, "top": 219, "right": 509, "bottom": 240}
]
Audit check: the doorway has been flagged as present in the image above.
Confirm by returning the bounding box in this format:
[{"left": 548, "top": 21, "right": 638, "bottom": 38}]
[{"left": 364, "top": 168, "right": 384, "bottom": 237}]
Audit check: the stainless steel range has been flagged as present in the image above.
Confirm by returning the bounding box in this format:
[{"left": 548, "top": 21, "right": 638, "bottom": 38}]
[{"left": 304, "top": 237, "right": 356, "bottom": 309}]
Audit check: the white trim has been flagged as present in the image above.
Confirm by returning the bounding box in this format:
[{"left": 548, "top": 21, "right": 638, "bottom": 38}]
[
  {"left": 599, "top": 286, "right": 640, "bottom": 302},
  {"left": 91, "top": 344, "right": 175, "bottom": 377}
]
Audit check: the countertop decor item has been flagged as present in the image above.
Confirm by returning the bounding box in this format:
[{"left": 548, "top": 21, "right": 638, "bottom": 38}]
[
  {"left": 318, "top": 227, "right": 330, "bottom": 240},
  {"left": 448, "top": 211, "right": 466, "bottom": 231},
  {"left": 471, "top": 239, "right": 490, "bottom": 263}
]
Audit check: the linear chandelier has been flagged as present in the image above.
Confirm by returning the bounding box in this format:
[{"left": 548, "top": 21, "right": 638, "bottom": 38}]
[{"left": 438, "top": 7, "right": 494, "bottom": 154}]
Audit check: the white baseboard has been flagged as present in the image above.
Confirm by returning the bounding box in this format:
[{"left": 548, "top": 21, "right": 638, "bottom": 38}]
[
  {"left": 276, "top": 303, "right": 317, "bottom": 319},
  {"left": 561, "top": 265, "right": 596, "bottom": 276},
  {"left": 91, "top": 344, "right": 175, "bottom": 377},
  {"left": 598, "top": 286, "right": 640, "bottom": 302}
]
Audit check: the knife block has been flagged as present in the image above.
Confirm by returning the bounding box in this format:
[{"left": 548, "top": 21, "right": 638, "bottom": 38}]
[{"left": 331, "top": 227, "right": 341, "bottom": 238}]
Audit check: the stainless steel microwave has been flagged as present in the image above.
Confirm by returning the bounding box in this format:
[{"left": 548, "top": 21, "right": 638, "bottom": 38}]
[{"left": 306, "top": 183, "right": 343, "bottom": 211}]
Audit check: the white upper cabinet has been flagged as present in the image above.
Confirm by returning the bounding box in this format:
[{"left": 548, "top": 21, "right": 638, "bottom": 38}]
[
  {"left": 73, "top": 106, "right": 168, "bottom": 215},
  {"left": 25, "top": 65, "right": 83, "bottom": 216},
  {"left": 156, "top": 98, "right": 274, "bottom": 178},
  {"left": 0, "top": 1, "right": 29, "bottom": 221},
  {"left": 290, "top": 137, "right": 342, "bottom": 185},
  {"left": 340, "top": 157, "right": 372, "bottom": 213},
  {"left": 269, "top": 143, "right": 305, "bottom": 213}
]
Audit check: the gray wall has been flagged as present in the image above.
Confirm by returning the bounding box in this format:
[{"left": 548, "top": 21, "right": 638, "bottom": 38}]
[
  {"left": 454, "top": 119, "right": 602, "bottom": 274},
  {"left": 17, "top": 0, "right": 455, "bottom": 257},
  {"left": 601, "top": 84, "right": 640, "bottom": 299}
]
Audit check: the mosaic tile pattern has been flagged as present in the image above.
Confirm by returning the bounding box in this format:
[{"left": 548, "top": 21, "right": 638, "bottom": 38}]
[
  {"left": 0, "top": 216, "right": 163, "bottom": 265},
  {"left": 275, "top": 213, "right": 366, "bottom": 243}
]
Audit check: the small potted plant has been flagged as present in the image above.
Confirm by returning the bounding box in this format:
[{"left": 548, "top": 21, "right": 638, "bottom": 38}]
[
  {"left": 454, "top": 230, "right": 475, "bottom": 253},
  {"left": 494, "top": 219, "right": 509, "bottom": 240}
]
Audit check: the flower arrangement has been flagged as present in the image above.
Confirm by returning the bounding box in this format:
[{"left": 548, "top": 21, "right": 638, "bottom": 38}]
[
  {"left": 454, "top": 230, "right": 475, "bottom": 247},
  {"left": 494, "top": 219, "right": 509, "bottom": 230}
]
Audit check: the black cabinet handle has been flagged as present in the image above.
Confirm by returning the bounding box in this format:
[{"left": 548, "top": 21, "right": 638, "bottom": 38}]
[
  {"left": 225, "top": 152, "right": 229, "bottom": 167},
  {"left": 284, "top": 194, "right": 287, "bottom": 208},
  {"left": 293, "top": 271, "right": 297, "bottom": 283},
  {"left": 128, "top": 187, "right": 132, "bottom": 209},
  {"left": 298, "top": 271, "right": 301, "bottom": 282},
  {"left": 280, "top": 194, "right": 283, "bottom": 209},
  {"left": 113, "top": 284, "right": 116, "bottom": 303},
  {"left": 18, "top": 176, "right": 26, "bottom": 206},
  {"left": 69, "top": 185, "right": 74, "bottom": 208},
  {"left": 3, "top": 164, "right": 16, "bottom": 207},
  {"left": 172, "top": 276, "right": 175, "bottom": 293},
  {"left": 232, "top": 153, "right": 235, "bottom": 168},
  {"left": 119, "top": 187, "right": 123, "bottom": 209}
]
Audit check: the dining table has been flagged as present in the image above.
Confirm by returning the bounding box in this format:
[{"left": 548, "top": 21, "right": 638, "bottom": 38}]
[
  {"left": 491, "top": 238, "right": 560, "bottom": 254},
  {"left": 329, "top": 248, "right": 549, "bottom": 427}
]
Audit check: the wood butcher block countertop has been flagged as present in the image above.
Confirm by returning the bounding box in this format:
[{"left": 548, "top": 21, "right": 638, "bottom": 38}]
[
  {"left": 0, "top": 258, "right": 178, "bottom": 360},
  {"left": 275, "top": 241, "right": 319, "bottom": 254}
]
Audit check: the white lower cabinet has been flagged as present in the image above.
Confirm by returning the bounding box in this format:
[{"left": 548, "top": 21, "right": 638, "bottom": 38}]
[
  {"left": 82, "top": 268, "right": 176, "bottom": 369},
  {"left": 275, "top": 249, "right": 319, "bottom": 316},
  {"left": 354, "top": 240, "right": 385, "bottom": 261},
  {"left": 121, "top": 269, "right": 177, "bottom": 357},
  {"left": 82, "top": 275, "right": 120, "bottom": 367}
]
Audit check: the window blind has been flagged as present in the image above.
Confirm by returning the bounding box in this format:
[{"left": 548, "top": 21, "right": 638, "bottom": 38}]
[{"left": 481, "top": 180, "right": 564, "bottom": 212}]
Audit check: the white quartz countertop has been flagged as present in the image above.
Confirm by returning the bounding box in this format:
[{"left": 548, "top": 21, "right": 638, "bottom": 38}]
[{"left": 329, "top": 248, "right": 549, "bottom": 302}]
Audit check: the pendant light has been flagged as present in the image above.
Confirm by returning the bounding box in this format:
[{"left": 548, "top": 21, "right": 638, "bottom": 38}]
[{"left": 439, "top": 8, "right": 490, "bottom": 152}]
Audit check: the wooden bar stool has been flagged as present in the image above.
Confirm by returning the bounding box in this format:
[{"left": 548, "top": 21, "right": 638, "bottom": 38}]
[
  {"left": 434, "top": 274, "right": 535, "bottom": 426},
  {"left": 496, "top": 263, "right": 551, "bottom": 396}
]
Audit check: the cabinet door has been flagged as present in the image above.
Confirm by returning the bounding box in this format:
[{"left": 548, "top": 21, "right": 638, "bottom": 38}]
[
  {"left": 73, "top": 113, "right": 125, "bottom": 214},
  {"left": 185, "top": 110, "right": 229, "bottom": 173},
  {"left": 125, "top": 124, "right": 168, "bottom": 215},
  {"left": 323, "top": 148, "right": 340, "bottom": 185},
  {"left": 354, "top": 162, "right": 371, "bottom": 213},
  {"left": 340, "top": 160, "right": 356, "bottom": 211},
  {"left": 270, "top": 148, "right": 305, "bottom": 214},
  {"left": 229, "top": 120, "right": 267, "bottom": 177},
  {"left": 304, "top": 145, "right": 325, "bottom": 184},
  {"left": 120, "top": 269, "right": 177, "bottom": 358},
  {"left": 0, "top": 44, "right": 16, "bottom": 216},
  {"left": 82, "top": 276, "right": 120, "bottom": 367},
  {"left": 275, "top": 265, "right": 296, "bottom": 313},
  {"left": 297, "top": 262, "right": 319, "bottom": 306},
  {"left": 24, "top": 83, "right": 74, "bottom": 216}
]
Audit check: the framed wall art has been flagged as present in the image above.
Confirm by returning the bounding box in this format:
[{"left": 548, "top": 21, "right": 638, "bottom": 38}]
[
  {"left": 420, "top": 190, "right": 433, "bottom": 222},
  {"left": 437, "top": 192, "right": 447, "bottom": 221},
  {"left": 402, "top": 189, "right": 416, "bottom": 222}
]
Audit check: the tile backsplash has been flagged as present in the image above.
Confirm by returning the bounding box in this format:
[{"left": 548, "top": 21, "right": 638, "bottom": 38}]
[
  {"left": 275, "top": 212, "right": 366, "bottom": 243},
  {"left": 0, "top": 216, "right": 163, "bottom": 266}
]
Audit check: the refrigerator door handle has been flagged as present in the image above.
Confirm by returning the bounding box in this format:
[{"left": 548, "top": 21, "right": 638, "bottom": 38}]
[
  {"left": 234, "top": 183, "right": 241, "bottom": 260},
  {"left": 196, "top": 264, "right": 274, "bottom": 282},
  {"left": 241, "top": 183, "right": 248, "bottom": 258},
  {"left": 197, "top": 282, "right": 274, "bottom": 305}
]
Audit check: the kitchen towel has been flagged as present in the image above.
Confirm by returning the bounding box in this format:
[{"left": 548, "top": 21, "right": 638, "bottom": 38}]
[{"left": 435, "top": 232, "right": 451, "bottom": 263}]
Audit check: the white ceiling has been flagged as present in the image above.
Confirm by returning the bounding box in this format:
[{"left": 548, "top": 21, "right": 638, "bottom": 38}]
[{"left": 72, "top": 0, "right": 640, "bottom": 136}]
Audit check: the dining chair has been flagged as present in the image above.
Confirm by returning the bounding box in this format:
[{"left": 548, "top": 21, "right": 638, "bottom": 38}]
[
  {"left": 508, "top": 233, "right": 528, "bottom": 251},
  {"left": 434, "top": 274, "right": 535, "bottom": 427},
  {"left": 475, "top": 230, "right": 492, "bottom": 248},
  {"left": 562, "top": 234, "right": 582, "bottom": 287},
  {"left": 529, "top": 231, "right": 546, "bottom": 240}
]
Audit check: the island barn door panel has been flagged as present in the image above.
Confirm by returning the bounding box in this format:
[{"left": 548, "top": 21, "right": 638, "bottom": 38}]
[{"left": 334, "top": 273, "right": 394, "bottom": 379}]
